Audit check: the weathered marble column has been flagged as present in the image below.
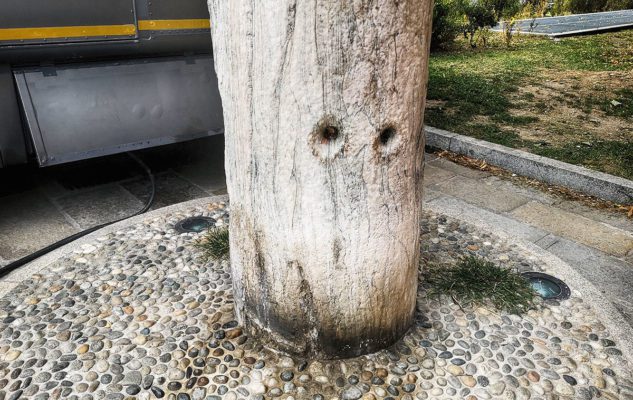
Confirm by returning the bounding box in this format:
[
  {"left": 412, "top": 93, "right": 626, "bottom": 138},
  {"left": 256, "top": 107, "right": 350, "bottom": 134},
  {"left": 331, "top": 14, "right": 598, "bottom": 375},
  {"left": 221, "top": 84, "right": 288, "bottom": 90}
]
[{"left": 208, "top": 0, "right": 433, "bottom": 358}]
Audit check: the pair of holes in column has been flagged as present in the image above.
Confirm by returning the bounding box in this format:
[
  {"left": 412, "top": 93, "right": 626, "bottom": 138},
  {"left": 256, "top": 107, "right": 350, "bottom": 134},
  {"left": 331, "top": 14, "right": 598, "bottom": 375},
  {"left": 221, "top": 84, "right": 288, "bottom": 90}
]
[
  {"left": 318, "top": 125, "right": 397, "bottom": 146},
  {"left": 312, "top": 119, "right": 399, "bottom": 160}
]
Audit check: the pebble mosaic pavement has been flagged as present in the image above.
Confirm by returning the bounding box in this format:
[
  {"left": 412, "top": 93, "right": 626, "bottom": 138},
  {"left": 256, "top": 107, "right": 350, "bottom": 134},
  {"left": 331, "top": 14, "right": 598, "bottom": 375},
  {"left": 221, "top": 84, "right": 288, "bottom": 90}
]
[{"left": 0, "top": 201, "right": 631, "bottom": 400}]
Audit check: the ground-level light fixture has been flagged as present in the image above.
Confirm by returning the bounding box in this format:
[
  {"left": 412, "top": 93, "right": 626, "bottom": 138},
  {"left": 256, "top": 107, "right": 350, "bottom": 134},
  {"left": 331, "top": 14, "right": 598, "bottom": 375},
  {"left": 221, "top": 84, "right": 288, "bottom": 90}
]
[
  {"left": 522, "top": 272, "right": 571, "bottom": 300},
  {"left": 175, "top": 217, "right": 215, "bottom": 233}
]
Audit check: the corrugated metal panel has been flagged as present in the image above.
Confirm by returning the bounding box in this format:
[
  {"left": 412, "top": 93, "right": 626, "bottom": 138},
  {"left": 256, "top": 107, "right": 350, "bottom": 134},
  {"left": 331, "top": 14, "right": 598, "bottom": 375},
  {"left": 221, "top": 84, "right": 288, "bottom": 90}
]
[{"left": 14, "top": 56, "right": 224, "bottom": 166}]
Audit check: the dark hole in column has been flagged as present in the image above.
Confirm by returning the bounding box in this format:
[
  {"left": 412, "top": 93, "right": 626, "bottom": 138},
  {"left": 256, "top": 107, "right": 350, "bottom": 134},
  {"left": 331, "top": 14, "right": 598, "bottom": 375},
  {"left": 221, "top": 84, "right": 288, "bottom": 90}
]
[
  {"left": 321, "top": 125, "right": 339, "bottom": 144},
  {"left": 379, "top": 127, "right": 396, "bottom": 145}
]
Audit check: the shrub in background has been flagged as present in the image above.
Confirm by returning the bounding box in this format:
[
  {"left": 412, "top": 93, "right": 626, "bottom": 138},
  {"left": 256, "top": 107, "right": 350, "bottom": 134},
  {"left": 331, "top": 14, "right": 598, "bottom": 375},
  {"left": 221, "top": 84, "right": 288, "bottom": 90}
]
[
  {"left": 520, "top": 0, "right": 550, "bottom": 17},
  {"left": 567, "top": 0, "right": 608, "bottom": 12},
  {"left": 432, "top": 0, "right": 466, "bottom": 51},
  {"left": 462, "top": 0, "right": 522, "bottom": 47},
  {"left": 431, "top": 0, "right": 523, "bottom": 50},
  {"left": 551, "top": 0, "right": 568, "bottom": 14},
  {"left": 550, "top": 0, "right": 569, "bottom": 14},
  {"left": 554, "top": 0, "right": 633, "bottom": 13},
  {"left": 503, "top": 0, "right": 550, "bottom": 45},
  {"left": 430, "top": 0, "right": 632, "bottom": 50},
  {"left": 605, "top": 0, "right": 633, "bottom": 10}
]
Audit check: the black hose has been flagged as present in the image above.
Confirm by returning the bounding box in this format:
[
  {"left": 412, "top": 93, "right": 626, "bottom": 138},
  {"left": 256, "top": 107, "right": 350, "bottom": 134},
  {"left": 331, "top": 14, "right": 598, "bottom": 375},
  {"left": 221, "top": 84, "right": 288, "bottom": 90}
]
[{"left": 0, "top": 152, "right": 156, "bottom": 278}]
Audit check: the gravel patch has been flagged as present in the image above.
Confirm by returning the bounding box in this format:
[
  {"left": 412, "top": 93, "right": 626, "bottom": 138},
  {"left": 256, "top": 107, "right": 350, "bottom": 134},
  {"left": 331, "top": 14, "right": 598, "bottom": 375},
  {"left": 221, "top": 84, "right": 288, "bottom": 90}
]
[{"left": 0, "top": 200, "right": 630, "bottom": 400}]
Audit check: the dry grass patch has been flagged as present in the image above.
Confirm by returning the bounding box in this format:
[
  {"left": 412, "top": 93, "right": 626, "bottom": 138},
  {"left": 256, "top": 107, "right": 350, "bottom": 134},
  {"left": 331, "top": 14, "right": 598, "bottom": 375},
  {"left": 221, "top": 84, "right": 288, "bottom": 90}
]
[{"left": 426, "top": 31, "right": 633, "bottom": 179}]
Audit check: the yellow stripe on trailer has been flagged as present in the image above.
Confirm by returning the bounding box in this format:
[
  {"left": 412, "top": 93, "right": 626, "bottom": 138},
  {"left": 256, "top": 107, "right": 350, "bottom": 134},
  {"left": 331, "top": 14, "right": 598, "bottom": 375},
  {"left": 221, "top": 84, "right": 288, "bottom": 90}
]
[
  {"left": 138, "top": 19, "right": 210, "bottom": 31},
  {"left": 0, "top": 19, "right": 210, "bottom": 41},
  {"left": 0, "top": 25, "right": 137, "bottom": 41}
]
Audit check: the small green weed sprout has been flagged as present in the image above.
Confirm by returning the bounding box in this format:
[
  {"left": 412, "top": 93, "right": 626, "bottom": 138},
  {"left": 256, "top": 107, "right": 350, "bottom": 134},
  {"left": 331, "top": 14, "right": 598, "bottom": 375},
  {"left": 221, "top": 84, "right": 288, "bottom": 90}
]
[
  {"left": 427, "top": 256, "right": 535, "bottom": 314},
  {"left": 195, "top": 227, "right": 230, "bottom": 261}
]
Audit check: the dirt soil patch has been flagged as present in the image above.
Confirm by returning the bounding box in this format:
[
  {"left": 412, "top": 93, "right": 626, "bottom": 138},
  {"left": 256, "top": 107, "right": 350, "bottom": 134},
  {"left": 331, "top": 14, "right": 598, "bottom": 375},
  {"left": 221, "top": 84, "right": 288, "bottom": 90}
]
[
  {"left": 426, "top": 31, "right": 633, "bottom": 179},
  {"left": 506, "top": 70, "right": 633, "bottom": 146}
]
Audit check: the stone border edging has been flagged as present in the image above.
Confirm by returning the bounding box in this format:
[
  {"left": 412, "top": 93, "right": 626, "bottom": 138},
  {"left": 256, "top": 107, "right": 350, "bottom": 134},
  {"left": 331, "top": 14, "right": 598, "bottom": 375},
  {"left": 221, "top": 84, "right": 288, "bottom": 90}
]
[
  {"left": 425, "top": 125, "right": 633, "bottom": 205},
  {"left": 425, "top": 200, "right": 633, "bottom": 364}
]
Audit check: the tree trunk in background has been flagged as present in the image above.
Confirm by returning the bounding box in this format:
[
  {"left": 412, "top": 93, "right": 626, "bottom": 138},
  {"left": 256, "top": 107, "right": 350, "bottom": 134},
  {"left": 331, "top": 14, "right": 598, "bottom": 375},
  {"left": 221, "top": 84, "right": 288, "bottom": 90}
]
[{"left": 208, "top": 0, "right": 433, "bottom": 358}]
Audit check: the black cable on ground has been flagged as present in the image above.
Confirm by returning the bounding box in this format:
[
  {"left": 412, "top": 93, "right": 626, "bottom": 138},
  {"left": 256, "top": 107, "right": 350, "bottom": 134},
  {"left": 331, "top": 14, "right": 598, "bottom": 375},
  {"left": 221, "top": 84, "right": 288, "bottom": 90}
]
[{"left": 0, "top": 152, "right": 156, "bottom": 278}]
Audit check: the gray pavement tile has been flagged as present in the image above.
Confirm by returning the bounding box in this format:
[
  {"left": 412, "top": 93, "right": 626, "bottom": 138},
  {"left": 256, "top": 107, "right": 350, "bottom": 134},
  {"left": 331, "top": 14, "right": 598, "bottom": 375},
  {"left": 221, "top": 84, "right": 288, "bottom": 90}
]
[
  {"left": 121, "top": 171, "right": 210, "bottom": 211},
  {"left": 37, "top": 178, "right": 73, "bottom": 200},
  {"left": 423, "top": 189, "right": 444, "bottom": 203},
  {"left": 552, "top": 198, "right": 633, "bottom": 233},
  {"left": 533, "top": 233, "right": 561, "bottom": 250},
  {"left": 423, "top": 164, "right": 456, "bottom": 186},
  {"left": 169, "top": 138, "right": 226, "bottom": 193},
  {"left": 626, "top": 252, "right": 633, "bottom": 267},
  {"left": 425, "top": 194, "right": 549, "bottom": 242},
  {"left": 158, "top": 135, "right": 226, "bottom": 193},
  {"left": 512, "top": 201, "right": 633, "bottom": 257},
  {"left": 0, "top": 190, "right": 79, "bottom": 261},
  {"left": 56, "top": 184, "right": 144, "bottom": 229},
  {"left": 544, "top": 237, "right": 633, "bottom": 328},
  {"left": 430, "top": 175, "right": 533, "bottom": 213},
  {"left": 482, "top": 176, "right": 558, "bottom": 205},
  {"left": 427, "top": 157, "right": 492, "bottom": 179},
  {"left": 174, "top": 163, "right": 226, "bottom": 194}
]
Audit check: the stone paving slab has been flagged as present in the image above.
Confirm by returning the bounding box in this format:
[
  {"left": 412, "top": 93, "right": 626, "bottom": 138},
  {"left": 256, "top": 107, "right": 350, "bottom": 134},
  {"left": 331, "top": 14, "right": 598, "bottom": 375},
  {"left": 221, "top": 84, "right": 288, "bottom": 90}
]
[
  {"left": 0, "top": 190, "right": 79, "bottom": 261},
  {"left": 55, "top": 183, "right": 145, "bottom": 229},
  {"left": 551, "top": 198, "right": 633, "bottom": 234},
  {"left": 533, "top": 234, "right": 561, "bottom": 250},
  {"left": 512, "top": 201, "right": 633, "bottom": 257},
  {"left": 427, "top": 157, "right": 491, "bottom": 180},
  {"left": 482, "top": 176, "right": 559, "bottom": 206},
  {"left": 121, "top": 170, "right": 212, "bottom": 211},
  {"left": 423, "top": 165, "right": 456, "bottom": 186},
  {"left": 174, "top": 161, "right": 227, "bottom": 194},
  {"left": 422, "top": 189, "right": 444, "bottom": 203},
  {"left": 541, "top": 236, "right": 633, "bottom": 322},
  {"left": 430, "top": 176, "right": 533, "bottom": 213},
  {"left": 425, "top": 195, "right": 550, "bottom": 245}
]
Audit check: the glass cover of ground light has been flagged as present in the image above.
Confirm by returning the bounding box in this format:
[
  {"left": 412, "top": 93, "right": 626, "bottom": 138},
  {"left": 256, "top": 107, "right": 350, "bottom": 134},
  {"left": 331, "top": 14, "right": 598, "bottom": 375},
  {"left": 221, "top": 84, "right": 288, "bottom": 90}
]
[{"left": 176, "top": 217, "right": 215, "bottom": 233}]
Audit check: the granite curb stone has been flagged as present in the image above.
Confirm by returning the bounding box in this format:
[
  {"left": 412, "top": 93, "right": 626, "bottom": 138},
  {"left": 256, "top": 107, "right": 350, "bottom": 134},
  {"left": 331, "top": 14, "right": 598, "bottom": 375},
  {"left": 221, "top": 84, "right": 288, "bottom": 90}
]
[{"left": 425, "top": 125, "right": 633, "bottom": 204}]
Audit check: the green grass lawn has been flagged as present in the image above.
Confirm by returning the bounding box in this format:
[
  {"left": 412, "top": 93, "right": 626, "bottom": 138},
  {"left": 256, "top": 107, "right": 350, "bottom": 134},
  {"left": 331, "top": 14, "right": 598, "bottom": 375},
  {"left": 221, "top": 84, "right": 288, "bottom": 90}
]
[{"left": 425, "top": 30, "right": 633, "bottom": 180}]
